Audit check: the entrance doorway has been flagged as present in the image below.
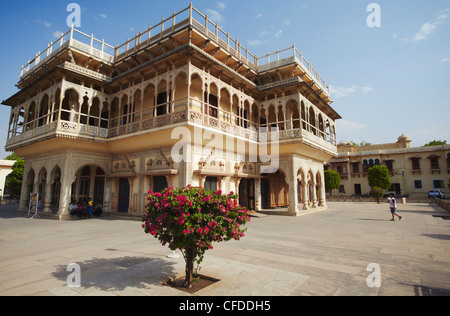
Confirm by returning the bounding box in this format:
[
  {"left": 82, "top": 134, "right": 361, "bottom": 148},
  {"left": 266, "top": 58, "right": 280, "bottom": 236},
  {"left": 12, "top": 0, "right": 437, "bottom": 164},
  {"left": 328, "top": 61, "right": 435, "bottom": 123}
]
[
  {"left": 153, "top": 176, "right": 168, "bottom": 193},
  {"left": 390, "top": 183, "right": 401, "bottom": 196},
  {"left": 354, "top": 184, "right": 362, "bottom": 196},
  {"left": 261, "top": 178, "right": 269, "bottom": 209},
  {"left": 118, "top": 178, "right": 130, "bottom": 213},
  {"left": 239, "top": 179, "right": 255, "bottom": 211},
  {"left": 72, "top": 166, "right": 106, "bottom": 204}
]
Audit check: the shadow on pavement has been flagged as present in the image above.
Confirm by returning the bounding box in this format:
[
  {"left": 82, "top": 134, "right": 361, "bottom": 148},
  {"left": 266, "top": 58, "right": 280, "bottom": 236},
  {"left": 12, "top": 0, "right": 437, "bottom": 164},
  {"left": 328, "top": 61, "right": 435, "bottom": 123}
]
[{"left": 51, "top": 256, "right": 177, "bottom": 293}]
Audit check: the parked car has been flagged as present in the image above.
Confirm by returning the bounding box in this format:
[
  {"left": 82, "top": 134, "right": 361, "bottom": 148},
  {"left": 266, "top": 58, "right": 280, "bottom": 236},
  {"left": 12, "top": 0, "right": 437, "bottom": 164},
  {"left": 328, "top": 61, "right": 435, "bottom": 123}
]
[{"left": 428, "top": 189, "right": 445, "bottom": 199}]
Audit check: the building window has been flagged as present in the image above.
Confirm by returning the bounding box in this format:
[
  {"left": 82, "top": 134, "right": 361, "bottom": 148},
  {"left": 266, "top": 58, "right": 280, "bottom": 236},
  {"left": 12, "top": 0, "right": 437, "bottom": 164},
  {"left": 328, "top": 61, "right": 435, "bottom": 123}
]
[
  {"left": 430, "top": 156, "right": 440, "bottom": 170},
  {"left": 204, "top": 92, "right": 218, "bottom": 118},
  {"left": 339, "top": 185, "right": 345, "bottom": 194},
  {"left": 385, "top": 160, "right": 394, "bottom": 173},
  {"left": 157, "top": 91, "right": 171, "bottom": 116},
  {"left": 433, "top": 180, "right": 444, "bottom": 189},
  {"left": 411, "top": 158, "right": 420, "bottom": 171},
  {"left": 414, "top": 180, "right": 423, "bottom": 190},
  {"left": 204, "top": 177, "right": 218, "bottom": 191},
  {"left": 351, "top": 162, "right": 359, "bottom": 174},
  {"left": 363, "top": 160, "right": 369, "bottom": 172}
]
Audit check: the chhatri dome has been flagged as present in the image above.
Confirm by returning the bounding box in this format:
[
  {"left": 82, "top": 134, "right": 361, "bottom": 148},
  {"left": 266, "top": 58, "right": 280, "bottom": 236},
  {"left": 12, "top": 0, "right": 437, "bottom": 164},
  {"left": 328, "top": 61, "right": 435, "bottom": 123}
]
[{"left": 397, "top": 133, "right": 412, "bottom": 148}]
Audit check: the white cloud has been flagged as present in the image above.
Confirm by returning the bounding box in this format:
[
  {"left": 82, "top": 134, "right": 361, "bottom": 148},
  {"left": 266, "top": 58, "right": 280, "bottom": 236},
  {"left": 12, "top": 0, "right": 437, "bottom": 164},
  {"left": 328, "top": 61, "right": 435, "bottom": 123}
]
[
  {"left": 410, "top": 22, "right": 437, "bottom": 41},
  {"left": 216, "top": 2, "right": 226, "bottom": 11},
  {"left": 43, "top": 20, "right": 51, "bottom": 28},
  {"left": 205, "top": 9, "right": 225, "bottom": 25},
  {"left": 441, "top": 57, "right": 450, "bottom": 63},
  {"left": 99, "top": 13, "right": 107, "bottom": 19},
  {"left": 329, "top": 85, "right": 358, "bottom": 98},
  {"left": 403, "top": 10, "right": 449, "bottom": 42},
  {"left": 248, "top": 39, "right": 266, "bottom": 46},
  {"left": 249, "top": 27, "right": 283, "bottom": 46},
  {"left": 330, "top": 85, "right": 373, "bottom": 98},
  {"left": 53, "top": 30, "right": 63, "bottom": 39}
]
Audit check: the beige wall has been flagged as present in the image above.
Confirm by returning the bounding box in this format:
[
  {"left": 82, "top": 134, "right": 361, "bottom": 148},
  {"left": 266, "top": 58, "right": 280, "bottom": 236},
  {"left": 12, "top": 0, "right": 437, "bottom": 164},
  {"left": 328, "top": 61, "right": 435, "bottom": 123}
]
[{"left": 329, "top": 139, "right": 449, "bottom": 199}]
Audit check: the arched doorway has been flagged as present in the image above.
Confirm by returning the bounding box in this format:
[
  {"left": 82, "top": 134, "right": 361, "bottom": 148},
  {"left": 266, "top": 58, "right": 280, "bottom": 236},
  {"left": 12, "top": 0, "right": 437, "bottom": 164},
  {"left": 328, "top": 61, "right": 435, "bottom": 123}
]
[
  {"left": 72, "top": 165, "right": 106, "bottom": 205},
  {"left": 153, "top": 176, "right": 168, "bottom": 193},
  {"left": 118, "top": 178, "right": 130, "bottom": 213},
  {"left": 261, "top": 170, "right": 289, "bottom": 209},
  {"left": 239, "top": 178, "right": 255, "bottom": 211}
]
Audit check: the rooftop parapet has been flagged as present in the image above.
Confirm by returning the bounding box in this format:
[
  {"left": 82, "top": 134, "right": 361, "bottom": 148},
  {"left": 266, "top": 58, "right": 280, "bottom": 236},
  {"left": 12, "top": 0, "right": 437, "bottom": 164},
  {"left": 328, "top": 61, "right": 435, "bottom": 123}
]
[
  {"left": 20, "top": 27, "right": 115, "bottom": 79},
  {"left": 18, "top": 3, "right": 330, "bottom": 97}
]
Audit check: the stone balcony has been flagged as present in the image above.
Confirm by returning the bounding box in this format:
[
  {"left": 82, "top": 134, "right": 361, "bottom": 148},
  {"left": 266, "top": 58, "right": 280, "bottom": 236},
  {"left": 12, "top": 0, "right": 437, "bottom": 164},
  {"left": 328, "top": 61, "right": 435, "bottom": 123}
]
[{"left": 6, "top": 96, "right": 337, "bottom": 157}]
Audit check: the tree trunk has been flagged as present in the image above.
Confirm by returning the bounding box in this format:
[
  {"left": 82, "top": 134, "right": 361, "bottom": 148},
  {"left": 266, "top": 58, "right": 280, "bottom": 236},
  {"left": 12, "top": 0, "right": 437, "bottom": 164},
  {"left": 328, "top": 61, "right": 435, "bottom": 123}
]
[{"left": 184, "top": 247, "right": 195, "bottom": 289}]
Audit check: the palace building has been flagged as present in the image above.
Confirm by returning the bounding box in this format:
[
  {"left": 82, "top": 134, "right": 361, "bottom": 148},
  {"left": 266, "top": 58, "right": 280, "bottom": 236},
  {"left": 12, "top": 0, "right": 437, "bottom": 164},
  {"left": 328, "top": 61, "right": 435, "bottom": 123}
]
[
  {"left": 327, "top": 135, "right": 450, "bottom": 199},
  {"left": 2, "top": 4, "right": 341, "bottom": 219}
]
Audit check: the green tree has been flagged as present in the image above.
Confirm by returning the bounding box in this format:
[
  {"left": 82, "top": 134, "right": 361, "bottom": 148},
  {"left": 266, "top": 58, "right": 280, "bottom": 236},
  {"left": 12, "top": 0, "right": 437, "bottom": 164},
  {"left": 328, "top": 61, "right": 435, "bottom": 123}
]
[
  {"left": 324, "top": 170, "right": 340, "bottom": 196},
  {"left": 424, "top": 140, "right": 447, "bottom": 147},
  {"left": 5, "top": 153, "right": 25, "bottom": 197},
  {"left": 351, "top": 141, "right": 372, "bottom": 147},
  {"left": 367, "top": 165, "right": 391, "bottom": 191}
]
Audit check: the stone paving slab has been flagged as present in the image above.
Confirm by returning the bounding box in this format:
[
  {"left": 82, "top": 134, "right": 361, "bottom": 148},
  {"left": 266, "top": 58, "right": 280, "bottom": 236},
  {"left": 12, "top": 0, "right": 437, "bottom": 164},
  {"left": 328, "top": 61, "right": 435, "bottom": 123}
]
[{"left": 1, "top": 201, "right": 450, "bottom": 296}]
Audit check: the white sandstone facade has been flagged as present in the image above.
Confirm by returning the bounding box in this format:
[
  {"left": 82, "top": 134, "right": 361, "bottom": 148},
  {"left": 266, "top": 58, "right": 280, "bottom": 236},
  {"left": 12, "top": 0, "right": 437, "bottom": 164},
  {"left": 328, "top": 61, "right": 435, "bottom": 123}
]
[{"left": 2, "top": 4, "right": 341, "bottom": 219}]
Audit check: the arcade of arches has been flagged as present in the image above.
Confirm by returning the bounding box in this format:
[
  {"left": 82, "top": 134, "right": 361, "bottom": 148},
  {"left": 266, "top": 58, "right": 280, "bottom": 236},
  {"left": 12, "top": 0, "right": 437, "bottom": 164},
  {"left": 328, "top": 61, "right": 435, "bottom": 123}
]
[{"left": 18, "top": 150, "right": 326, "bottom": 219}]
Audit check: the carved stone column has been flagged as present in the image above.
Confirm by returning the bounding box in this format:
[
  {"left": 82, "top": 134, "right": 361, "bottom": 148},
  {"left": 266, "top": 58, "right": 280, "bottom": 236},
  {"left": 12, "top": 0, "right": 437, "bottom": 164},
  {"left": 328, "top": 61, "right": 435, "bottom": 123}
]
[{"left": 43, "top": 181, "right": 53, "bottom": 213}]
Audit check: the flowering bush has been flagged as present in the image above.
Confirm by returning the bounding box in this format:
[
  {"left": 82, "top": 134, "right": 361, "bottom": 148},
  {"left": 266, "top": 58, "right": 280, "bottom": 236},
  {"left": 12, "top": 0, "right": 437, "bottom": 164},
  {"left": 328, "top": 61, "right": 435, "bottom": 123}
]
[{"left": 142, "top": 185, "right": 250, "bottom": 288}]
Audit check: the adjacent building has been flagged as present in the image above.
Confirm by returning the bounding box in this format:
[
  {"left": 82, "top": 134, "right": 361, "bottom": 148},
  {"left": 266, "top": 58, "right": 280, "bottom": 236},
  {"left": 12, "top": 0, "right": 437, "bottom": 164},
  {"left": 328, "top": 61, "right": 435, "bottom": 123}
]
[
  {"left": 0, "top": 160, "right": 14, "bottom": 200},
  {"left": 2, "top": 4, "right": 341, "bottom": 219},
  {"left": 326, "top": 135, "right": 450, "bottom": 199}
]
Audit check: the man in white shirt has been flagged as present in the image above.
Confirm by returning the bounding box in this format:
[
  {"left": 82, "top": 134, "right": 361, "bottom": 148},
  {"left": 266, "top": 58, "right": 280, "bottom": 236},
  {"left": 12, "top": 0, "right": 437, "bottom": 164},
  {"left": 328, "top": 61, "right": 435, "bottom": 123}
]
[{"left": 389, "top": 194, "right": 402, "bottom": 221}]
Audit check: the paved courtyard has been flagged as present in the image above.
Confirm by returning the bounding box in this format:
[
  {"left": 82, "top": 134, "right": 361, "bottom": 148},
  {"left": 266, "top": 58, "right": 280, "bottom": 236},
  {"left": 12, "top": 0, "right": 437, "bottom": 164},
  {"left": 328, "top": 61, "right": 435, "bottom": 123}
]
[{"left": 1, "top": 201, "right": 450, "bottom": 296}]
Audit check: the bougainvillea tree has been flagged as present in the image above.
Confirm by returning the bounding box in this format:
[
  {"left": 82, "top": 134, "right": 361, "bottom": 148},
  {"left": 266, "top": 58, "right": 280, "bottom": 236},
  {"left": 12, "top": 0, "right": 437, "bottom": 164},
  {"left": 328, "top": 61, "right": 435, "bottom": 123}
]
[{"left": 142, "top": 185, "right": 250, "bottom": 289}]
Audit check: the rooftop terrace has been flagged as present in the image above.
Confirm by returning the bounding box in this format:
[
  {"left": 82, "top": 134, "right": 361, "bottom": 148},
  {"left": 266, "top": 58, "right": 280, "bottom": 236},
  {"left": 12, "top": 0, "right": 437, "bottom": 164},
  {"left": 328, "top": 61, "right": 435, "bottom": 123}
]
[{"left": 19, "top": 3, "right": 330, "bottom": 96}]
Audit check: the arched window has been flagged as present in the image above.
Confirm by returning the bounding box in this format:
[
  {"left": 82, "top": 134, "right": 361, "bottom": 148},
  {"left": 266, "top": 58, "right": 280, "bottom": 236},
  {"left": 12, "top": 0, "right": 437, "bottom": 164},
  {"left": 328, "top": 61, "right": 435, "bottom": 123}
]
[
  {"left": 309, "top": 107, "right": 316, "bottom": 135},
  {"left": 38, "top": 95, "right": 49, "bottom": 127},
  {"left": 61, "top": 89, "right": 79, "bottom": 122}
]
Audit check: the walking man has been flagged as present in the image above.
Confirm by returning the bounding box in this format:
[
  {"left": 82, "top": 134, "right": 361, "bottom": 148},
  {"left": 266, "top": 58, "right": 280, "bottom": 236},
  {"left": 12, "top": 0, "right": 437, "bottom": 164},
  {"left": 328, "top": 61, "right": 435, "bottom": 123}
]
[{"left": 389, "top": 193, "right": 402, "bottom": 221}]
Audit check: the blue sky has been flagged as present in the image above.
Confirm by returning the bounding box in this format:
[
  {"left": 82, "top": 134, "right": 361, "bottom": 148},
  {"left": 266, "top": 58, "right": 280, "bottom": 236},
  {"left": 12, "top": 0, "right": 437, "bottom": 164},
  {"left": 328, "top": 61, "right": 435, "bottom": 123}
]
[{"left": 0, "top": 0, "right": 449, "bottom": 158}]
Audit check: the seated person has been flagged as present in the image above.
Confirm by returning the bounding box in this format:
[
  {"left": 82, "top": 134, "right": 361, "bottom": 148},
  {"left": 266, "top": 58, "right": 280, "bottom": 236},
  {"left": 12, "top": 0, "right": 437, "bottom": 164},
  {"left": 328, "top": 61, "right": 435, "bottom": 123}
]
[
  {"left": 69, "top": 200, "right": 78, "bottom": 216},
  {"left": 94, "top": 202, "right": 103, "bottom": 217}
]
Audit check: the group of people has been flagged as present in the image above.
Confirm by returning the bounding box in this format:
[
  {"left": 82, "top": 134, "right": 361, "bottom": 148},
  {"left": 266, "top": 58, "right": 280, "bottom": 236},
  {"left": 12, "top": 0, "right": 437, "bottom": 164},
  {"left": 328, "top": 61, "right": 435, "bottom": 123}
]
[{"left": 69, "top": 198, "right": 103, "bottom": 219}]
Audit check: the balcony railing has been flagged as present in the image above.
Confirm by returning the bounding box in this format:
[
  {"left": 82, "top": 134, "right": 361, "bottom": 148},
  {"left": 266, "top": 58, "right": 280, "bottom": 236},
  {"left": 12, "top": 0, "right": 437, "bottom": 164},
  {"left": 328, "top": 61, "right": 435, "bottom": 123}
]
[
  {"left": 20, "top": 28, "right": 115, "bottom": 79},
  {"left": 6, "top": 97, "right": 337, "bottom": 154},
  {"left": 18, "top": 4, "right": 329, "bottom": 95}
]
